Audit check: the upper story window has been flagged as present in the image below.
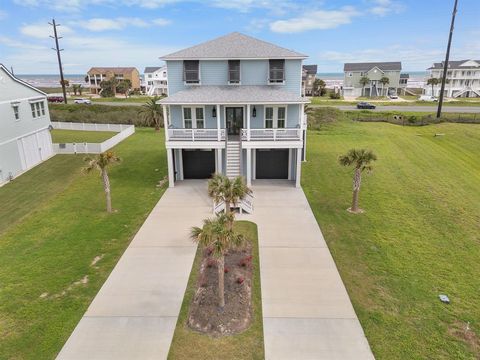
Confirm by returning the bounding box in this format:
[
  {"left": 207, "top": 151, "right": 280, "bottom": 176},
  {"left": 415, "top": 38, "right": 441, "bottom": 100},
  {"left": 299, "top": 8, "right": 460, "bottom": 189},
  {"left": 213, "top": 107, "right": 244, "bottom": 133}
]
[
  {"left": 183, "top": 106, "right": 204, "bottom": 128},
  {"left": 269, "top": 59, "right": 285, "bottom": 84},
  {"left": 228, "top": 60, "right": 240, "bottom": 84},
  {"left": 11, "top": 103, "right": 20, "bottom": 120},
  {"left": 265, "top": 106, "right": 286, "bottom": 128},
  {"left": 30, "top": 100, "right": 45, "bottom": 119},
  {"left": 184, "top": 60, "right": 200, "bottom": 84}
]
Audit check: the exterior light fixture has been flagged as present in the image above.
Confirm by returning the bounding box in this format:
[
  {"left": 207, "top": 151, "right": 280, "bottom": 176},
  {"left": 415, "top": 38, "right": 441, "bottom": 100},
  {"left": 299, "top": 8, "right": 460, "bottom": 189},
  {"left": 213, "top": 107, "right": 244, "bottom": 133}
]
[
  {"left": 212, "top": 106, "right": 217, "bottom": 118},
  {"left": 252, "top": 106, "right": 256, "bottom": 117}
]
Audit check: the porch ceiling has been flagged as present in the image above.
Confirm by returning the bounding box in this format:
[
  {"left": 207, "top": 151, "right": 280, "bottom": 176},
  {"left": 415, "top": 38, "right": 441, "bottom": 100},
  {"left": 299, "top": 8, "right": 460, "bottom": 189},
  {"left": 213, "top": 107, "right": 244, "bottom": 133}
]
[{"left": 157, "top": 85, "right": 309, "bottom": 105}]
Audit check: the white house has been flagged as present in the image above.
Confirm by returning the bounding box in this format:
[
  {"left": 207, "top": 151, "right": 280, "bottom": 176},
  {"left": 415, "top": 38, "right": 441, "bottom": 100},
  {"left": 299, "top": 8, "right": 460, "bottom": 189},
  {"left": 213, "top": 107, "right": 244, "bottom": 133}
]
[
  {"left": 425, "top": 59, "right": 480, "bottom": 98},
  {"left": 0, "top": 64, "right": 54, "bottom": 186},
  {"left": 144, "top": 66, "right": 168, "bottom": 96}
]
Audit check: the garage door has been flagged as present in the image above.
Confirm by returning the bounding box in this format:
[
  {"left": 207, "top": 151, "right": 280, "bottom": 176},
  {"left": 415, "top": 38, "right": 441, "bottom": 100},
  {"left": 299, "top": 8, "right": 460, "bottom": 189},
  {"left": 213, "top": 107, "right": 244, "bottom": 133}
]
[
  {"left": 256, "top": 149, "right": 289, "bottom": 179},
  {"left": 182, "top": 150, "right": 215, "bottom": 179}
]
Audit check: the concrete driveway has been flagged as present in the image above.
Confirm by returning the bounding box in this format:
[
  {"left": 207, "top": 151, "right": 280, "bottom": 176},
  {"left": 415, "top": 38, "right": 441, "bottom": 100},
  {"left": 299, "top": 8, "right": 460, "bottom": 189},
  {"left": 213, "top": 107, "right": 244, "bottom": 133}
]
[
  {"left": 242, "top": 180, "right": 374, "bottom": 360},
  {"left": 57, "top": 181, "right": 210, "bottom": 360}
]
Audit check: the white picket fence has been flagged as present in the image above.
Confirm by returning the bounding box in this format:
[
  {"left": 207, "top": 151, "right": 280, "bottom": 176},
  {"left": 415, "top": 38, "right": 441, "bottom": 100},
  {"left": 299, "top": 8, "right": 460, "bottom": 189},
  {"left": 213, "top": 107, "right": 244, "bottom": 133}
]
[{"left": 52, "top": 122, "right": 135, "bottom": 154}]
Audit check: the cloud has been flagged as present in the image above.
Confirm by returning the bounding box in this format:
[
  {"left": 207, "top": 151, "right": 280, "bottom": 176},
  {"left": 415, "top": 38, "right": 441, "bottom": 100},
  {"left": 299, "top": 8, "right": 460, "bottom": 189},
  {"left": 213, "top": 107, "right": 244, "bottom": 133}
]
[
  {"left": 270, "top": 6, "right": 360, "bottom": 33},
  {"left": 76, "top": 17, "right": 171, "bottom": 31},
  {"left": 20, "top": 22, "right": 73, "bottom": 39},
  {"left": 0, "top": 36, "right": 48, "bottom": 50},
  {"left": 370, "top": 0, "right": 404, "bottom": 16},
  {"left": 152, "top": 18, "right": 171, "bottom": 26}
]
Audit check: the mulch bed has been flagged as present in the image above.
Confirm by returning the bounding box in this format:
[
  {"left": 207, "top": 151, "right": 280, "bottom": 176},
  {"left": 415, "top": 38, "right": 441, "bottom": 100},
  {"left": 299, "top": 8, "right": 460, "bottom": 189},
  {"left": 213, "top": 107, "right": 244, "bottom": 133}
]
[{"left": 187, "top": 245, "right": 254, "bottom": 337}]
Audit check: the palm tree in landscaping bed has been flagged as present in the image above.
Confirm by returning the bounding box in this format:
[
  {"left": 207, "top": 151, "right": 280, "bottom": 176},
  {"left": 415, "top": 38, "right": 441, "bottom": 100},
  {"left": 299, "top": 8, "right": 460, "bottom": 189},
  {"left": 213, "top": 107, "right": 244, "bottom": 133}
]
[
  {"left": 427, "top": 77, "right": 440, "bottom": 96},
  {"left": 379, "top": 76, "right": 390, "bottom": 96},
  {"left": 139, "top": 96, "right": 163, "bottom": 131},
  {"left": 359, "top": 76, "right": 370, "bottom": 97},
  {"left": 339, "top": 149, "right": 377, "bottom": 213},
  {"left": 83, "top": 151, "right": 121, "bottom": 213},
  {"left": 190, "top": 212, "right": 247, "bottom": 309}
]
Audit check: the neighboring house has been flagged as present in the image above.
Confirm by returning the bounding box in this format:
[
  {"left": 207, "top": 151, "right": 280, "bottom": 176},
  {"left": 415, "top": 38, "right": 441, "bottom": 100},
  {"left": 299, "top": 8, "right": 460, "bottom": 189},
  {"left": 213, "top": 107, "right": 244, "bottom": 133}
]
[
  {"left": 144, "top": 66, "right": 168, "bottom": 96},
  {"left": 0, "top": 64, "right": 54, "bottom": 186},
  {"left": 158, "top": 32, "right": 309, "bottom": 188},
  {"left": 302, "top": 65, "right": 317, "bottom": 96},
  {"left": 86, "top": 67, "right": 141, "bottom": 95},
  {"left": 399, "top": 73, "right": 409, "bottom": 94},
  {"left": 343, "top": 62, "right": 402, "bottom": 97},
  {"left": 424, "top": 60, "right": 480, "bottom": 98}
]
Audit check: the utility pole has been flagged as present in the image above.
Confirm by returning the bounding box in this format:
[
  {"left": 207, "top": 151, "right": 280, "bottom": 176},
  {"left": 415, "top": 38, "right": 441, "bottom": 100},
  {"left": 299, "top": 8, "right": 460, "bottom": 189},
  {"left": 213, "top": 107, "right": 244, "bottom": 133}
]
[
  {"left": 49, "top": 18, "right": 68, "bottom": 104},
  {"left": 437, "top": 0, "right": 459, "bottom": 118}
]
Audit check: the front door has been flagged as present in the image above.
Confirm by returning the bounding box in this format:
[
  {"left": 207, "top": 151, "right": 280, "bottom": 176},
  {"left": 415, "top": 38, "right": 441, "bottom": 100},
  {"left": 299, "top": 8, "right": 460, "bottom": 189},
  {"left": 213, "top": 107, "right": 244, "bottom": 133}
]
[{"left": 226, "top": 107, "right": 243, "bottom": 136}]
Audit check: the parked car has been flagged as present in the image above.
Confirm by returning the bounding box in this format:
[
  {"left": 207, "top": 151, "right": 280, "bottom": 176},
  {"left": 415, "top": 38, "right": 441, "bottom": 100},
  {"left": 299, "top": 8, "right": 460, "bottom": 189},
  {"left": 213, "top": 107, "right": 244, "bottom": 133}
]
[
  {"left": 419, "top": 95, "right": 438, "bottom": 102},
  {"left": 74, "top": 98, "right": 92, "bottom": 104},
  {"left": 357, "top": 102, "right": 376, "bottom": 109},
  {"left": 389, "top": 94, "right": 399, "bottom": 99},
  {"left": 47, "top": 96, "right": 64, "bottom": 103}
]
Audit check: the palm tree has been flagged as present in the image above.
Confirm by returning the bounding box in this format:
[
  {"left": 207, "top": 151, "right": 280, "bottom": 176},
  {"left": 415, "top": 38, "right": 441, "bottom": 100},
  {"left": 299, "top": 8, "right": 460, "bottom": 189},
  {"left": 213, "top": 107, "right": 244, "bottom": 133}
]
[
  {"left": 379, "top": 76, "right": 390, "bottom": 96},
  {"left": 190, "top": 212, "right": 246, "bottom": 309},
  {"left": 312, "top": 79, "right": 326, "bottom": 96},
  {"left": 83, "top": 151, "right": 121, "bottom": 213},
  {"left": 427, "top": 77, "right": 440, "bottom": 96},
  {"left": 359, "top": 76, "right": 370, "bottom": 97},
  {"left": 139, "top": 96, "right": 163, "bottom": 131},
  {"left": 339, "top": 149, "right": 377, "bottom": 213},
  {"left": 208, "top": 174, "right": 252, "bottom": 228}
]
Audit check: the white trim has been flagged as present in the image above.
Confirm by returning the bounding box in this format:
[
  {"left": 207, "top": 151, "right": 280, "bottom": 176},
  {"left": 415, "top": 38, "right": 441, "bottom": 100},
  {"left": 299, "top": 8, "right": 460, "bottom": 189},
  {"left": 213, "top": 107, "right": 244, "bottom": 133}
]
[
  {"left": 162, "top": 56, "right": 307, "bottom": 61},
  {"left": 167, "top": 149, "right": 174, "bottom": 187},
  {"left": 288, "top": 149, "right": 292, "bottom": 180},
  {"left": 295, "top": 148, "right": 301, "bottom": 188},
  {"left": 216, "top": 148, "right": 223, "bottom": 174},
  {"left": 252, "top": 149, "right": 256, "bottom": 180},
  {"left": 178, "top": 149, "right": 184, "bottom": 180},
  {"left": 246, "top": 148, "right": 252, "bottom": 187},
  {"left": 159, "top": 100, "right": 310, "bottom": 105},
  {"left": 181, "top": 105, "right": 206, "bottom": 129},
  {"left": 241, "top": 141, "right": 303, "bottom": 149},
  {"left": 166, "top": 141, "right": 225, "bottom": 149}
]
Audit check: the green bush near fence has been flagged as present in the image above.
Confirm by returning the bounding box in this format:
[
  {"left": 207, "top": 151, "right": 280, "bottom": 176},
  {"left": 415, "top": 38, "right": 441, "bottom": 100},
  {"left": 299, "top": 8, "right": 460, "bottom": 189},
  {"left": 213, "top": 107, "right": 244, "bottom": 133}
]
[{"left": 49, "top": 104, "right": 162, "bottom": 127}]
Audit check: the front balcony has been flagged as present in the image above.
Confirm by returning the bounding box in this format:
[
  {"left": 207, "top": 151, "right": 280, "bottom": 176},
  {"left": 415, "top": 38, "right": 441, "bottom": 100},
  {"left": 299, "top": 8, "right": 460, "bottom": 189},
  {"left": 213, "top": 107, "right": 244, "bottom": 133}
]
[
  {"left": 167, "top": 128, "right": 225, "bottom": 141},
  {"left": 241, "top": 128, "right": 302, "bottom": 141}
]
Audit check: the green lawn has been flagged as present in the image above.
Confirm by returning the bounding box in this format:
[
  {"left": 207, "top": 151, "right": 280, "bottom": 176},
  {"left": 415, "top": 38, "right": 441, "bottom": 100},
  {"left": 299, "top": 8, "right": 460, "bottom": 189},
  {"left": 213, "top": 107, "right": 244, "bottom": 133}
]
[
  {"left": 168, "top": 221, "right": 264, "bottom": 360},
  {"left": 51, "top": 129, "right": 117, "bottom": 143},
  {"left": 0, "top": 128, "right": 167, "bottom": 359},
  {"left": 310, "top": 96, "right": 480, "bottom": 107},
  {"left": 302, "top": 120, "right": 480, "bottom": 359}
]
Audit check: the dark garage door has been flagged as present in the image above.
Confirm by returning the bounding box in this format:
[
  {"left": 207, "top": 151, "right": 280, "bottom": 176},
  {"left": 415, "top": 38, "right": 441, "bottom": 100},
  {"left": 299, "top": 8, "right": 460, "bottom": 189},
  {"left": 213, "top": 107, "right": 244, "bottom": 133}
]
[
  {"left": 182, "top": 150, "right": 215, "bottom": 179},
  {"left": 256, "top": 149, "right": 288, "bottom": 179}
]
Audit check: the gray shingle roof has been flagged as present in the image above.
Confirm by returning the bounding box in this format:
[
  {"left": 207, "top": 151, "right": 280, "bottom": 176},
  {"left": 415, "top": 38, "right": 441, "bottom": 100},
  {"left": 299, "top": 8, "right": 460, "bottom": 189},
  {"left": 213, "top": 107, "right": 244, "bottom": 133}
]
[
  {"left": 158, "top": 85, "right": 308, "bottom": 104},
  {"left": 344, "top": 62, "right": 402, "bottom": 72},
  {"left": 161, "top": 32, "right": 307, "bottom": 60},
  {"left": 144, "top": 66, "right": 161, "bottom": 73},
  {"left": 428, "top": 60, "right": 480, "bottom": 70},
  {"left": 303, "top": 65, "right": 317, "bottom": 74}
]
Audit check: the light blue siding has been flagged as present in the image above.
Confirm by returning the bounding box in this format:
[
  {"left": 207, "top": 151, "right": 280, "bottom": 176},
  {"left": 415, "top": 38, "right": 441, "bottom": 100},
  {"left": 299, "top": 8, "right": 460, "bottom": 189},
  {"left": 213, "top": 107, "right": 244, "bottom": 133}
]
[
  {"left": 284, "top": 60, "right": 302, "bottom": 93},
  {"left": 250, "top": 105, "right": 264, "bottom": 128},
  {"left": 241, "top": 60, "right": 269, "bottom": 85},
  {"left": 166, "top": 60, "right": 185, "bottom": 95},
  {"left": 287, "top": 104, "right": 300, "bottom": 128},
  {"left": 200, "top": 61, "right": 228, "bottom": 85},
  {"left": 170, "top": 105, "right": 183, "bottom": 128}
]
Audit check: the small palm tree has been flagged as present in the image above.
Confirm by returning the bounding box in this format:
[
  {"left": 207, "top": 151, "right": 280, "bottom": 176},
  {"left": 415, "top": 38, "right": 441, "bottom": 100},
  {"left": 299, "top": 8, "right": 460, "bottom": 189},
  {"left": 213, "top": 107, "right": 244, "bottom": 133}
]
[
  {"left": 139, "top": 96, "right": 163, "bottom": 131},
  {"left": 427, "top": 77, "right": 440, "bottom": 96},
  {"left": 191, "top": 213, "right": 247, "bottom": 309},
  {"left": 339, "top": 149, "right": 377, "bottom": 213},
  {"left": 359, "top": 76, "right": 370, "bottom": 97},
  {"left": 379, "top": 76, "right": 390, "bottom": 96},
  {"left": 83, "top": 151, "right": 121, "bottom": 213},
  {"left": 208, "top": 174, "right": 252, "bottom": 228},
  {"left": 312, "top": 79, "right": 326, "bottom": 96}
]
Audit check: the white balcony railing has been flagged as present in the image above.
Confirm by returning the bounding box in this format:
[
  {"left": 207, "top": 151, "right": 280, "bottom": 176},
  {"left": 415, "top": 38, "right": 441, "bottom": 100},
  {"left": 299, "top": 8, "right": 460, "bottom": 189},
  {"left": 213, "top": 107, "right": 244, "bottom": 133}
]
[
  {"left": 241, "top": 128, "right": 302, "bottom": 141},
  {"left": 167, "top": 128, "right": 225, "bottom": 141}
]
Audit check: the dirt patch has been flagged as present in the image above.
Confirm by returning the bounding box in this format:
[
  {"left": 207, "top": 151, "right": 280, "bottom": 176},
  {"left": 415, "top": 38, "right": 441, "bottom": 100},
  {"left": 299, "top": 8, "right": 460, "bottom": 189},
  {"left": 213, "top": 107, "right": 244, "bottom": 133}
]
[
  {"left": 448, "top": 320, "right": 480, "bottom": 355},
  {"left": 188, "top": 246, "right": 253, "bottom": 337},
  {"left": 91, "top": 254, "right": 104, "bottom": 266}
]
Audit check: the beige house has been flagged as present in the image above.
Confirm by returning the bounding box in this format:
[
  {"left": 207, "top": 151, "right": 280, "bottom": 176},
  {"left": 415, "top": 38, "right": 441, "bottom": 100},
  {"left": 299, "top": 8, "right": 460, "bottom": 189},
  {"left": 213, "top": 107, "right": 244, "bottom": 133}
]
[
  {"left": 342, "top": 62, "right": 402, "bottom": 97},
  {"left": 86, "top": 67, "right": 141, "bottom": 95}
]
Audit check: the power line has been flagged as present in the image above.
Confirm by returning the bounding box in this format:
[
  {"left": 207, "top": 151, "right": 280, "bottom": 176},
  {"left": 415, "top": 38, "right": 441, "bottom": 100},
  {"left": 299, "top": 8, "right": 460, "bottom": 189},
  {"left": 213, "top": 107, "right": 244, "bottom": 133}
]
[{"left": 49, "top": 18, "right": 68, "bottom": 104}]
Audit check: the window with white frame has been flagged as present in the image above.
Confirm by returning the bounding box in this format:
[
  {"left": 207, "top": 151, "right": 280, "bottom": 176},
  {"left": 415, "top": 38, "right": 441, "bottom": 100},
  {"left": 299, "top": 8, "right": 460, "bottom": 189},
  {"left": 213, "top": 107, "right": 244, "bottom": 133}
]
[
  {"left": 30, "top": 101, "right": 45, "bottom": 119},
  {"left": 269, "top": 59, "right": 285, "bottom": 83},
  {"left": 30, "top": 103, "right": 36, "bottom": 118},
  {"left": 183, "top": 107, "right": 204, "bottom": 128},
  {"left": 184, "top": 60, "right": 200, "bottom": 84},
  {"left": 228, "top": 60, "right": 240, "bottom": 84},
  {"left": 12, "top": 104, "right": 19, "bottom": 120},
  {"left": 265, "top": 106, "right": 287, "bottom": 128}
]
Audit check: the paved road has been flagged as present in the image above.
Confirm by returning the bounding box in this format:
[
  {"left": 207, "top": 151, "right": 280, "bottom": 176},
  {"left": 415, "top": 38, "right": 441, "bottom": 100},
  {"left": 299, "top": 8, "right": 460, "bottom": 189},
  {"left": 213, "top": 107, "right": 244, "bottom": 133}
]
[
  {"left": 57, "top": 181, "right": 210, "bottom": 360},
  {"left": 311, "top": 104, "right": 480, "bottom": 113},
  {"left": 239, "top": 180, "right": 374, "bottom": 360}
]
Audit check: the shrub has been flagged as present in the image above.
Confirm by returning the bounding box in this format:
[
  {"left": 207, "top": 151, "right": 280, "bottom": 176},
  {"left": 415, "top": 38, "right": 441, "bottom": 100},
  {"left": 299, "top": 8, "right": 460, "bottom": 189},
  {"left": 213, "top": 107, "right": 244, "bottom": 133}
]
[{"left": 329, "top": 92, "right": 341, "bottom": 99}]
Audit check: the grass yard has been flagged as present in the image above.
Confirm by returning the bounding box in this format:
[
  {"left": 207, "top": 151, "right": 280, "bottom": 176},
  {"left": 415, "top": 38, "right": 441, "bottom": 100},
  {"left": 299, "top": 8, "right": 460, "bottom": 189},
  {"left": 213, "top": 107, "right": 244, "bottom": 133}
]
[
  {"left": 302, "top": 120, "right": 480, "bottom": 359},
  {"left": 168, "top": 221, "right": 264, "bottom": 360},
  {"left": 0, "top": 128, "right": 167, "bottom": 359},
  {"left": 50, "top": 129, "right": 117, "bottom": 143}
]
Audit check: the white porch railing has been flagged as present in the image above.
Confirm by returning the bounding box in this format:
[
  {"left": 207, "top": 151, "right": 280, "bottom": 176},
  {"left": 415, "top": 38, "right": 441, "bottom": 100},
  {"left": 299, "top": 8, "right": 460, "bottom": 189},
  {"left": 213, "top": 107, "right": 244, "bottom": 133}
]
[
  {"left": 213, "top": 192, "right": 254, "bottom": 214},
  {"left": 168, "top": 128, "right": 225, "bottom": 141},
  {"left": 241, "top": 128, "right": 302, "bottom": 141}
]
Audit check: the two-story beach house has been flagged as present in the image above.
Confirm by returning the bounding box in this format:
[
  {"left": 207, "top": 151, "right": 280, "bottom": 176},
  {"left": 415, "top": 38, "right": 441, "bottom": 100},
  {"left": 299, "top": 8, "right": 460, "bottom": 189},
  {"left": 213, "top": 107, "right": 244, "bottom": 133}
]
[
  {"left": 0, "top": 64, "right": 54, "bottom": 186},
  {"left": 158, "top": 32, "right": 309, "bottom": 188},
  {"left": 144, "top": 66, "right": 168, "bottom": 96}
]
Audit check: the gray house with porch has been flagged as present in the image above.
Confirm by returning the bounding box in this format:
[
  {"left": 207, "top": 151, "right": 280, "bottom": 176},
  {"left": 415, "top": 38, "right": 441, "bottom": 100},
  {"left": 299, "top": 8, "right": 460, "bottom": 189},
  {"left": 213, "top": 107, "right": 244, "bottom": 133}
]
[{"left": 159, "top": 32, "right": 309, "bottom": 188}]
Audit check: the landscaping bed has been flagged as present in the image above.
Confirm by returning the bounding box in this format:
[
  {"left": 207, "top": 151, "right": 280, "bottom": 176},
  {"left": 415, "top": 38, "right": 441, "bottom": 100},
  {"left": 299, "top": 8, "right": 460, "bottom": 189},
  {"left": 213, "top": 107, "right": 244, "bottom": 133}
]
[{"left": 168, "top": 221, "right": 264, "bottom": 360}]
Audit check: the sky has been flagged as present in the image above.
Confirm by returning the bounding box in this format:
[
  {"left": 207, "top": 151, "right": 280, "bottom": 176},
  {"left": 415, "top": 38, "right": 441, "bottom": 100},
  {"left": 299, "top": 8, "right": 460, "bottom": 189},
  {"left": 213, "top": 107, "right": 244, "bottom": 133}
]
[{"left": 0, "top": 0, "right": 479, "bottom": 74}]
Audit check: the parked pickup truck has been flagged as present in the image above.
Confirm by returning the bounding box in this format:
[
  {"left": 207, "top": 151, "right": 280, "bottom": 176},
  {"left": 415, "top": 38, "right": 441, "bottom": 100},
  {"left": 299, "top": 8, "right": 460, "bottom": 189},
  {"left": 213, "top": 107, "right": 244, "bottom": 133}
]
[
  {"left": 356, "top": 102, "right": 376, "bottom": 109},
  {"left": 47, "top": 96, "right": 64, "bottom": 103},
  {"left": 419, "top": 95, "right": 438, "bottom": 102}
]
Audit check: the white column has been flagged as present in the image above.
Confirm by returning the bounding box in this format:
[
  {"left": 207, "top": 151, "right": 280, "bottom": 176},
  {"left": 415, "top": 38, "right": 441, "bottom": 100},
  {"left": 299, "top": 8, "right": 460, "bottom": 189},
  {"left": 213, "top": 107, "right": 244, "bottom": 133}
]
[
  {"left": 167, "top": 148, "right": 174, "bottom": 187},
  {"left": 246, "top": 148, "right": 252, "bottom": 187},
  {"left": 246, "top": 104, "right": 251, "bottom": 141},
  {"left": 163, "top": 105, "right": 169, "bottom": 141},
  {"left": 216, "top": 104, "right": 221, "bottom": 141},
  {"left": 288, "top": 149, "right": 292, "bottom": 180},
  {"left": 252, "top": 149, "right": 256, "bottom": 180},
  {"left": 178, "top": 149, "right": 184, "bottom": 180},
  {"left": 295, "top": 148, "right": 302, "bottom": 188},
  {"left": 216, "top": 149, "right": 223, "bottom": 174}
]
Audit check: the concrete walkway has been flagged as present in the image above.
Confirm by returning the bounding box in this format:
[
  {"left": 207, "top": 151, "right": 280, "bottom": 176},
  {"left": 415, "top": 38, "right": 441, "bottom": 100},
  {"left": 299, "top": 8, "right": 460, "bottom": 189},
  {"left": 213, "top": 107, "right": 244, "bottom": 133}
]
[
  {"left": 57, "top": 181, "right": 210, "bottom": 360},
  {"left": 241, "top": 180, "right": 374, "bottom": 360}
]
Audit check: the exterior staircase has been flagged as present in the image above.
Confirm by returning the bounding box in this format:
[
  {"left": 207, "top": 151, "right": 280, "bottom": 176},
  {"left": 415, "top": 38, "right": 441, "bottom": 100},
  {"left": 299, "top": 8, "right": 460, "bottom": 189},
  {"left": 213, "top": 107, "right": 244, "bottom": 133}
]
[{"left": 226, "top": 140, "right": 241, "bottom": 179}]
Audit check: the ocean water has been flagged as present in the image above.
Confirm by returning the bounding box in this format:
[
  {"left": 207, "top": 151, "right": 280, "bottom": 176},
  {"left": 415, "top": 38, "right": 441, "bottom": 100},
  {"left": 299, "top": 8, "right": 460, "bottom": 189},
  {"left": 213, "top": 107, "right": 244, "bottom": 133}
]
[{"left": 16, "top": 74, "right": 87, "bottom": 88}]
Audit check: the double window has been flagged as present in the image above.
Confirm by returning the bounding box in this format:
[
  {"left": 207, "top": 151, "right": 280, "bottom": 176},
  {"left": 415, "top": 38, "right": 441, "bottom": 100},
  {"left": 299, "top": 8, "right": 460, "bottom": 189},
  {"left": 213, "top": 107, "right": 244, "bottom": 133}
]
[
  {"left": 228, "top": 60, "right": 240, "bottom": 84},
  {"left": 183, "top": 107, "right": 204, "bottom": 129},
  {"left": 184, "top": 60, "right": 200, "bottom": 84},
  {"left": 265, "top": 106, "right": 286, "bottom": 128},
  {"left": 269, "top": 59, "right": 285, "bottom": 83},
  {"left": 30, "top": 101, "right": 45, "bottom": 119}
]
